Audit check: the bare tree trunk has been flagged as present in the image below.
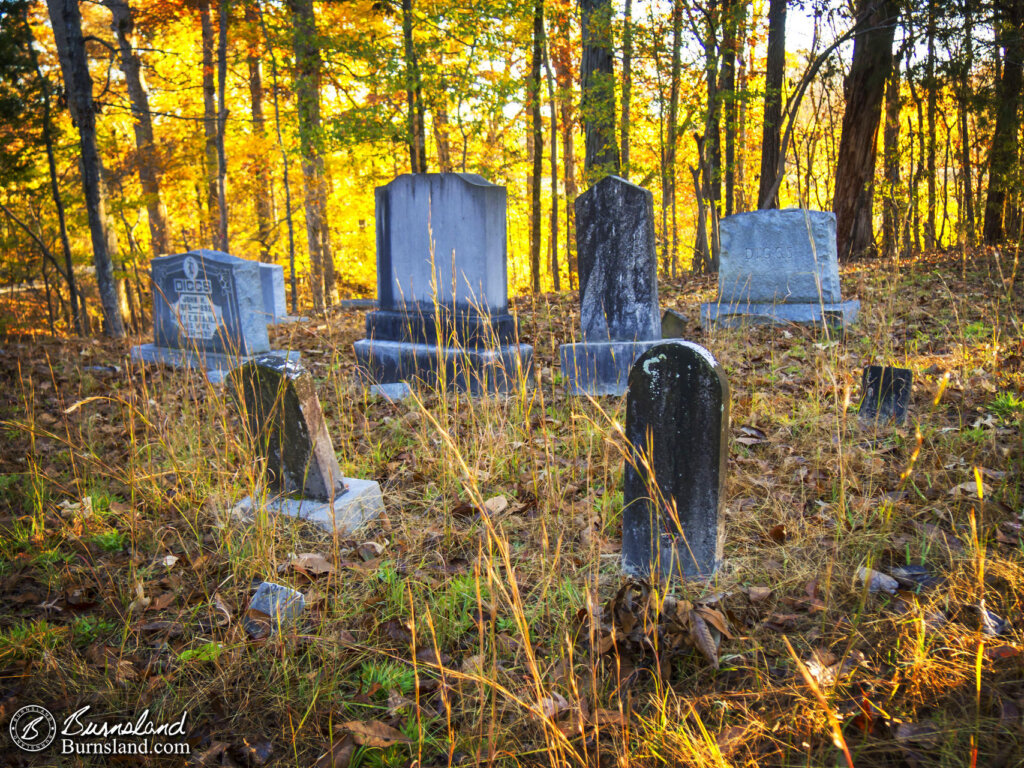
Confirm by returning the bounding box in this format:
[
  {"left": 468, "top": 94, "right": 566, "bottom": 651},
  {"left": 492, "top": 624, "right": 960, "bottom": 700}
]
[
  {"left": 551, "top": 0, "right": 577, "bottom": 288},
  {"left": 25, "top": 8, "right": 84, "bottom": 334},
  {"left": 833, "top": 0, "right": 898, "bottom": 261},
  {"left": 958, "top": 1, "right": 975, "bottom": 245},
  {"left": 529, "top": 0, "right": 543, "bottom": 293},
  {"left": 200, "top": 0, "right": 218, "bottom": 246},
  {"left": 881, "top": 50, "right": 902, "bottom": 259},
  {"left": 402, "top": 0, "right": 426, "bottom": 173},
  {"left": 215, "top": 0, "right": 229, "bottom": 250},
  {"left": 46, "top": 0, "right": 125, "bottom": 337},
  {"left": 288, "top": 0, "right": 335, "bottom": 308},
  {"left": 245, "top": 2, "right": 274, "bottom": 262},
  {"left": 255, "top": 0, "right": 298, "bottom": 314},
  {"left": 722, "top": 0, "right": 745, "bottom": 216},
  {"left": 983, "top": 0, "right": 1024, "bottom": 244},
  {"left": 543, "top": 23, "right": 560, "bottom": 291},
  {"left": 580, "top": 0, "right": 619, "bottom": 179},
  {"left": 620, "top": 0, "right": 632, "bottom": 178},
  {"left": 758, "top": 0, "right": 786, "bottom": 209},
  {"left": 925, "top": 0, "right": 936, "bottom": 249},
  {"left": 666, "top": 0, "right": 682, "bottom": 275},
  {"left": 433, "top": 98, "right": 453, "bottom": 172},
  {"left": 735, "top": 29, "right": 749, "bottom": 212},
  {"left": 106, "top": 0, "right": 169, "bottom": 258}
]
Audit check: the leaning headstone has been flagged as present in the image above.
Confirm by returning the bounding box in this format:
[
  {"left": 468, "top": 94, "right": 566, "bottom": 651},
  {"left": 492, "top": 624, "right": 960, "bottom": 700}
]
[
  {"left": 231, "top": 354, "right": 384, "bottom": 532},
  {"left": 559, "top": 176, "right": 662, "bottom": 395},
  {"left": 353, "top": 173, "right": 532, "bottom": 394},
  {"left": 130, "top": 250, "right": 297, "bottom": 383},
  {"left": 245, "top": 581, "right": 305, "bottom": 637},
  {"left": 621, "top": 341, "right": 729, "bottom": 581},
  {"left": 700, "top": 209, "right": 859, "bottom": 329},
  {"left": 859, "top": 365, "right": 912, "bottom": 425},
  {"left": 661, "top": 308, "right": 688, "bottom": 338}
]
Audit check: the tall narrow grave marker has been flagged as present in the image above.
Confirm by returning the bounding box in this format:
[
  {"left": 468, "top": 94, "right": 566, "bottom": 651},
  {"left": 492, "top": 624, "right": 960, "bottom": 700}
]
[{"left": 622, "top": 341, "right": 729, "bottom": 581}]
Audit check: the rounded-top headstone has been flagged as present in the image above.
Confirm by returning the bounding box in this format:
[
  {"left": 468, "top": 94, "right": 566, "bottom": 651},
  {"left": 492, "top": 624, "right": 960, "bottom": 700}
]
[{"left": 622, "top": 341, "right": 729, "bottom": 581}]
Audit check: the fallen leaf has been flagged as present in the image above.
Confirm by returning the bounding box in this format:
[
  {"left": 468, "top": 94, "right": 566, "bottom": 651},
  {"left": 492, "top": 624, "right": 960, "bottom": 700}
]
[
  {"left": 539, "top": 692, "right": 570, "bottom": 719},
  {"left": 592, "top": 708, "right": 627, "bottom": 727},
  {"left": 894, "top": 721, "right": 941, "bottom": 748},
  {"left": 313, "top": 734, "right": 355, "bottom": 768},
  {"left": 286, "top": 552, "right": 335, "bottom": 577},
  {"left": 767, "top": 523, "right": 788, "bottom": 544},
  {"left": 483, "top": 495, "right": 509, "bottom": 515},
  {"left": 340, "top": 720, "right": 413, "bottom": 748},
  {"left": 690, "top": 610, "right": 719, "bottom": 668},
  {"left": 716, "top": 725, "right": 746, "bottom": 756},
  {"left": 748, "top": 586, "right": 773, "bottom": 603}
]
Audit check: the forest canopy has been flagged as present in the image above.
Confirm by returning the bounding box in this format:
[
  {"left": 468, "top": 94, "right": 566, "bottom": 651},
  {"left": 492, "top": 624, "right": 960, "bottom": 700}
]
[{"left": 0, "top": 0, "right": 1019, "bottom": 337}]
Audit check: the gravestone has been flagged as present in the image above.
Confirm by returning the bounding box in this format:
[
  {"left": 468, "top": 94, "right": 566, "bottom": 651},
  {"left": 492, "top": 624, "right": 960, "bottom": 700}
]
[
  {"left": 353, "top": 173, "right": 532, "bottom": 394},
  {"left": 661, "top": 308, "right": 688, "bottom": 338},
  {"left": 621, "top": 341, "right": 729, "bottom": 581},
  {"left": 700, "top": 209, "right": 859, "bottom": 329},
  {"left": 559, "top": 176, "right": 662, "bottom": 395},
  {"left": 859, "top": 365, "right": 912, "bottom": 425},
  {"left": 245, "top": 582, "right": 305, "bottom": 637},
  {"left": 130, "top": 250, "right": 297, "bottom": 382},
  {"left": 258, "top": 263, "right": 303, "bottom": 324},
  {"left": 231, "top": 354, "right": 384, "bottom": 532}
]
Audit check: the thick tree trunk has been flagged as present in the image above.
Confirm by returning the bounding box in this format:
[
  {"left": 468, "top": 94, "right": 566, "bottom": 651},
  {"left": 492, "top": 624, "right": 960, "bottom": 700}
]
[
  {"left": 433, "top": 100, "right": 453, "bottom": 172},
  {"left": 245, "top": 2, "right": 274, "bottom": 262},
  {"left": 620, "top": 0, "right": 632, "bottom": 178},
  {"left": 529, "top": 0, "right": 544, "bottom": 293},
  {"left": 46, "top": 0, "right": 125, "bottom": 337},
  {"left": 288, "top": 0, "right": 335, "bottom": 308},
  {"left": 983, "top": 0, "right": 1024, "bottom": 244},
  {"left": 106, "top": 0, "right": 169, "bottom": 258},
  {"left": 200, "top": 0, "right": 218, "bottom": 246},
  {"left": 758, "top": 0, "right": 786, "bottom": 209},
  {"left": 580, "top": 0, "right": 619, "bottom": 179},
  {"left": 881, "top": 50, "right": 902, "bottom": 259},
  {"left": 722, "top": 0, "right": 744, "bottom": 216},
  {"left": 833, "top": 0, "right": 898, "bottom": 261},
  {"left": 402, "top": 0, "right": 426, "bottom": 173}
]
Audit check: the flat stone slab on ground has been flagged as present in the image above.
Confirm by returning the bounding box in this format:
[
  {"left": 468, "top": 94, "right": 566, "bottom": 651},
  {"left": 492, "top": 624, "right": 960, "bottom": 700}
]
[
  {"left": 130, "top": 344, "right": 299, "bottom": 385},
  {"left": 700, "top": 299, "right": 860, "bottom": 329},
  {"left": 235, "top": 477, "right": 384, "bottom": 535}
]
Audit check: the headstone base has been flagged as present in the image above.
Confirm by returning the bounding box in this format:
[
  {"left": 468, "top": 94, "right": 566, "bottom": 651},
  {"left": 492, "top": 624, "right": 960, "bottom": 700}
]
[
  {"left": 370, "top": 382, "right": 413, "bottom": 402},
  {"left": 559, "top": 340, "right": 664, "bottom": 396},
  {"left": 235, "top": 477, "right": 384, "bottom": 534},
  {"left": 130, "top": 344, "right": 300, "bottom": 384},
  {"left": 365, "top": 308, "right": 518, "bottom": 347},
  {"left": 353, "top": 339, "right": 532, "bottom": 395},
  {"left": 700, "top": 299, "right": 860, "bottom": 329},
  {"left": 621, "top": 528, "right": 720, "bottom": 582}
]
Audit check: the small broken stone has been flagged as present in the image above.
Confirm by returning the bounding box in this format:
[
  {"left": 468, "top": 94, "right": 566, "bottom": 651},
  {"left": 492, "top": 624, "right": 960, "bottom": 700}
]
[
  {"left": 245, "top": 582, "right": 305, "bottom": 637},
  {"left": 857, "top": 566, "right": 899, "bottom": 594}
]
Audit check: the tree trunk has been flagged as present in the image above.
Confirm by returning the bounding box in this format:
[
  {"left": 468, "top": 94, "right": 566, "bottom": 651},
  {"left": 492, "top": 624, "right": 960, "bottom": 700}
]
[
  {"left": 580, "top": 0, "right": 619, "bottom": 179},
  {"left": 46, "top": 0, "right": 125, "bottom": 337},
  {"left": 25, "top": 8, "right": 84, "bottom": 334},
  {"left": 200, "top": 0, "right": 219, "bottom": 246},
  {"left": 735, "top": 24, "right": 749, "bottom": 212},
  {"left": 255, "top": 0, "right": 299, "bottom": 313},
  {"left": 758, "top": 0, "right": 786, "bottom": 209},
  {"left": 925, "top": 0, "right": 936, "bottom": 249},
  {"left": 833, "top": 0, "right": 898, "bottom": 261},
  {"left": 288, "top": 0, "right": 335, "bottom": 308},
  {"left": 983, "top": 0, "right": 1024, "bottom": 244},
  {"left": 529, "top": 0, "right": 544, "bottom": 294},
  {"left": 245, "top": 2, "right": 274, "bottom": 262},
  {"left": 722, "top": 0, "right": 744, "bottom": 216},
  {"left": 215, "top": 0, "right": 229, "bottom": 250},
  {"left": 620, "top": 0, "right": 632, "bottom": 179},
  {"left": 666, "top": 0, "right": 682, "bottom": 275},
  {"left": 106, "top": 0, "right": 169, "bottom": 258},
  {"left": 402, "top": 0, "right": 426, "bottom": 173},
  {"left": 881, "top": 49, "right": 902, "bottom": 259},
  {"left": 433, "top": 99, "right": 453, "bottom": 172},
  {"left": 544, "top": 24, "right": 560, "bottom": 291},
  {"left": 551, "top": 0, "right": 576, "bottom": 287},
  {"left": 958, "top": 1, "right": 974, "bottom": 245}
]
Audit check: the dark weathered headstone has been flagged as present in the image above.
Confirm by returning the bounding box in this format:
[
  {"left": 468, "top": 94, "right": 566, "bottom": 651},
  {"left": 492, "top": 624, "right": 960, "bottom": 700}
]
[
  {"left": 859, "top": 365, "right": 912, "bottom": 425},
  {"left": 131, "top": 250, "right": 296, "bottom": 381},
  {"left": 700, "top": 209, "right": 859, "bottom": 329},
  {"left": 245, "top": 581, "right": 305, "bottom": 637},
  {"left": 353, "top": 173, "right": 532, "bottom": 394},
  {"left": 622, "top": 341, "right": 729, "bottom": 581},
  {"left": 661, "top": 308, "right": 688, "bottom": 338},
  {"left": 231, "top": 354, "right": 383, "bottom": 532},
  {"left": 560, "top": 176, "right": 662, "bottom": 395}
]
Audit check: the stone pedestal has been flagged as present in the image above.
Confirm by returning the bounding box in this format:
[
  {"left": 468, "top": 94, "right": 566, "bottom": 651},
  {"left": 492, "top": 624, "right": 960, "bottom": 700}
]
[
  {"left": 130, "top": 345, "right": 298, "bottom": 384},
  {"left": 701, "top": 299, "right": 860, "bottom": 329},
  {"left": 235, "top": 478, "right": 384, "bottom": 534},
  {"left": 354, "top": 174, "right": 532, "bottom": 395},
  {"left": 559, "top": 176, "right": 662, "bottom": 396}
]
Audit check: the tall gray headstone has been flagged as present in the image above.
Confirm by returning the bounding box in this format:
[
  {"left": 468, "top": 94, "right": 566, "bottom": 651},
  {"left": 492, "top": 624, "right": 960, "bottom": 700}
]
[
  {"left": 258, "top": 263, "right": 296, "bottom": 324},
  {"left": 559, "top": 176, "right": 663, "bottom": 396},
  {"left": 622, "top": 341, "right": 729, "bottom": 581},
  {"left": 130, "top": 250, "right": 297, "bottom": 382},
  {"left": 700, "top": 209, "right": 859, "bottom": 329},
  {"left": 353, "top": 173, "right": 533, "bottom": 394},
  {"left": 231, "top": 354, "right": 383, "bottom": 533}
]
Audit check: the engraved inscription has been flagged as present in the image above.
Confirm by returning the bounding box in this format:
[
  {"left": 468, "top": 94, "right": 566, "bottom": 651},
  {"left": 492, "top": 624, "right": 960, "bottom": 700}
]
[{"left": 170, "top": 256, "right": 224, "bottom": 340}]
